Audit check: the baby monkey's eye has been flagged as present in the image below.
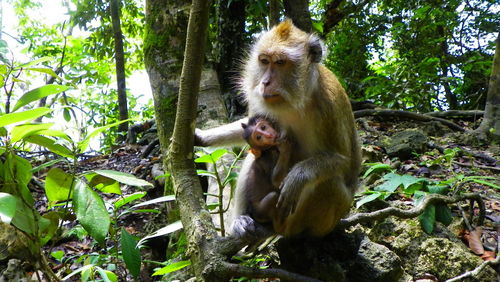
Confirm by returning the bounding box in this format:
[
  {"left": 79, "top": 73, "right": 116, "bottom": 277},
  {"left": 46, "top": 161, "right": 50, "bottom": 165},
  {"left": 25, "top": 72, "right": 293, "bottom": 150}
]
[
  {"left": 260, "top": 125, "right": 266, "bottom": 130},
  {"left": 275, "top": 59, "right": 285, "bottom": 65},
  {"left": 256, "top": 135, "right": 262, "bottom": 140},
  {"left": 260, "top": 58, "right": 270, "bottom": 65}
]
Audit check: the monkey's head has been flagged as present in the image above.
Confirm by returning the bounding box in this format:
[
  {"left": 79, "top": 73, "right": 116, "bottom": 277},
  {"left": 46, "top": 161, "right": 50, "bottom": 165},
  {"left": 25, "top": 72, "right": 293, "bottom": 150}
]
[
  {"left": 243, "top": 19, "right": 325, "bottom": 113},
  {"left": 242, "top": 116, "right": 279, "bottom": 158}
]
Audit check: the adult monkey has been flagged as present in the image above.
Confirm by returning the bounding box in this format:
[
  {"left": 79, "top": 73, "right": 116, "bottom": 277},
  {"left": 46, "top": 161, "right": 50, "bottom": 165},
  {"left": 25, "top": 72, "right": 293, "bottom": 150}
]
[{"left": 196, "top": 20, "right": 361, "bottom": 238}]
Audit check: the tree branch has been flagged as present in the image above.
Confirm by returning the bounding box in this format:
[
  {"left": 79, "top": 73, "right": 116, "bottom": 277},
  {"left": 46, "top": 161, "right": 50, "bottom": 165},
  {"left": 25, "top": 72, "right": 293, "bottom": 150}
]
[
  {"left": 354, "top": 109, "right": 465, "bottom": 131},
  {"left": 338, "top": 193, "right": 484, "bottom": 229},
  {"left": 445, "top": 255, "right": 500, "bottom": 282}
]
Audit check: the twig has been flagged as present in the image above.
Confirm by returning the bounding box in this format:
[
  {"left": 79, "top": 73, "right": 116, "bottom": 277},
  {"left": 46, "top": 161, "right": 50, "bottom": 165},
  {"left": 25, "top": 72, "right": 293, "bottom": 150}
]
[
  {"left": 444, "top": 255, "right": 500, "bottom": 282},
  {"left": 452, "top": 161, "right": 500, "bottom": 172},
  {"left": 221, "top": 261, "right": 323, "bottom": 282},
  {"left": 339, "top": 193, "right": 484, "bottom": 229},
  {"left": 354, "top": 109, "right": 465, "bottom": 131}
]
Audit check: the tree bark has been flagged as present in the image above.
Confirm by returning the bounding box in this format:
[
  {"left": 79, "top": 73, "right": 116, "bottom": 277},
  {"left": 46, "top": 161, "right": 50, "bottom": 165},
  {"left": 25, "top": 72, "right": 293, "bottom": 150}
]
[
  {"left": 110, "top": 0, "right": 129, "bottom": 134},
  {"left": 144, "top": 0, "right": 189, "bottom": 158},
  {"left": 167, "top": 0, "right": 226, "bottom": 280},
  {"left": 475, "top": 32, "right": 500, "bottom": 142},
  {"left": 269, "top": 0, "right": 280, "bottom": 27},
  {"left": 283, "top": 0, "right": 312, "bottom": 32}
]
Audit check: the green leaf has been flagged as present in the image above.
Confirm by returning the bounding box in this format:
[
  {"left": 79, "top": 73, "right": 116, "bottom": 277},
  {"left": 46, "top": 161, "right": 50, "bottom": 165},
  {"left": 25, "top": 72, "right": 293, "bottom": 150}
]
[
  {"left": 85, "top": 172, "right": 122, "bottom": 195},
  {"left": 93, "top": 170, "right": 153, "bottom": 188},
  {"left": 435, "top": 204, "right": 453, "bottom": 226},
  {"left": 25, "top": 68, "right": 63, "bottom": 81},
  {"left": 44, "top": 168, "right": 73, "bottom": 204},
  {"left": 51, "top": 250, "right": 65, "bottom": 261},
  {"left": 0, "top": 107, "right": 52, "bottom": 127},
  {"left": 40, "top": 211, "right": 60, "bottom": 245},
  {"left": 73, "top": 181, "right": 110, "bottom": 245},
  {"left": 152, "top": 260, "right": 191, "bottom": 276},
  {"left": 356, "top": 192, "right": 382, "bottom": 209},
  {"left": 121, "top": 228, "right": 141, "bottom": 279},
  {"left": 194, "top": 149, "right": 228, "bottom": 164},
  {"left": 11, "top": 198, "right": 36, "bottom": 235},
  {"left": 114, "top": 192, "right": 147, "bottom": 209},
  {"left": 0, "top": 193, "right": 17, "bottom": 223},
  {"left": 11, "top": 123, "right": 53, "bottom": 143},
  {"left": 419, "top": 204, "right": 436, "bottom": 234},
  {"left": 18, "top": 57, "right": 52, "bottom": 68},
  {"left": 138, "top": 221, "right": 183, "bottom": 246},
  {"left": 374, "top": 173, "right": 402, "bottom": 192},
  {"left": 95, "top": 266, "right": 117, "bottom": 282},
  {"left": 12, "top": 84, "right": 70, "bottom": 112},
  {"left": 363, "top": 163, "right": 392, "bottom": 178},
  {"left": 78, "top": 119, "right": 130, "bottom": 152},
  {"left": 427, "top": 184, "right": 448, "bottom": 195},
  {"left": 24, "top": 135, "right": 74, "bottom": 158},
  {"left": 31, "top": 158, "right": 67, "bottom": 173}
]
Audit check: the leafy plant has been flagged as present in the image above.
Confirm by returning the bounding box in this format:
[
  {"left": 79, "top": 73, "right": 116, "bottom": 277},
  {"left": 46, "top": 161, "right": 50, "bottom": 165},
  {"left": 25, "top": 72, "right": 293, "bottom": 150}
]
[{"left": 195, "top": 147, "right": 245, "bottom": 236}]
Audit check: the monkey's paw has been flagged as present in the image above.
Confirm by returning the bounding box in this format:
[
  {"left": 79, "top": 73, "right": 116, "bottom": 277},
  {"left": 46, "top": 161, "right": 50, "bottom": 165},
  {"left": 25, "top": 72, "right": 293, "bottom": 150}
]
[
  {"left": 230, "top": 215, "right": 273, "bottom": 242},
  {"left": 276, "top": 173, "right": 305, "bottom": 220}
]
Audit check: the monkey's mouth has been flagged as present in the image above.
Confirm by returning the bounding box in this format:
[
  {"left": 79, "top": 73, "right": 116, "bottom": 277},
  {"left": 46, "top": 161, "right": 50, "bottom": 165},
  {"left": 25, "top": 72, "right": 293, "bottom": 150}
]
[{"left": 263, "top": 93, "right": 284, "bottom": 103}]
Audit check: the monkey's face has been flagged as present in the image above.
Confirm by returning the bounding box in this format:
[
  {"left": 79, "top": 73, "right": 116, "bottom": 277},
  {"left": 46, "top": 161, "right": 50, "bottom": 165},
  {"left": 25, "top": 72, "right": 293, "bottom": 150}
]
[
  {"left": 243, "top": 20, "right": 324, "bottom": 113},
  {"left": 251, "top": 120, "right": 279, "bottom": 148}
]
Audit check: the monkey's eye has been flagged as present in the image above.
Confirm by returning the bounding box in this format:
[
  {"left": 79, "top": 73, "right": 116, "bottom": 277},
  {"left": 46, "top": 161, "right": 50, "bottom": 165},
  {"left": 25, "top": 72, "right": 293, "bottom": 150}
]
[
  {"left": 260, "top": 58, "right": 270, "bottom": 65},
  {"left": 260, "top": 125, "right": 266, "bottom": 130},
  {"left": 256, "top": 135, "right": 262, "bottom": 140},
  {"left": 275, "top": 59, "right": 285, "bottom": 65}
]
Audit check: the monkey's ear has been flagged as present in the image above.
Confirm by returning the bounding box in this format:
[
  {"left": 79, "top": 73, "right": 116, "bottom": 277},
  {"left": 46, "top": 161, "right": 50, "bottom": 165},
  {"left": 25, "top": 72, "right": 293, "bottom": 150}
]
[
  {"left": 241, "top": 123, "right": 248, "bottom": 129},
  {"left": 308, "top": 35, "right": 324, "bottom": 63}
]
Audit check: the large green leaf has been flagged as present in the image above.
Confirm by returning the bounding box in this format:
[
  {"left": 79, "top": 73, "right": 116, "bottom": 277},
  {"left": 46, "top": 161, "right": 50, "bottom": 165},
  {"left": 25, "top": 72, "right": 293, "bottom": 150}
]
[
  {"left": 12, "top": 85, "right": 70, "bottom": 112},
  {"left": 194, "top": 148, "right": 228, "bottom": 164},
  {"left": 419, "top": 204, "right": 436, "bottom": 234},
  {"left": 121, "top": 228, "right": 141, "bottom": 279},
  {"left": 0, "top": 107, "right": 52, "bottom": 127},
  {"left": 11, "top": 198, "right": 36, "bottom": 235},
  {"left": 78, "top": 119, "right": 130, "bottom": 153},
  {"left": 24, "top": 135, "right": 74, "bottom": 158},
  {"left": 152, "top": 260, "right": 191, "bottom": 276},
  {"left": 11, "top": 123, "right": 53, "bottom": 143},
  {"left": 435, "top": 204, "right": 453, "bottom": 226},
  {"left": 93, "top": 170, "right": 153, "bottom": 188},
  {"left": 73, "top": 181, "right": 110, "bottom": 245},
  {"left": 85, "top": 172, "right": 122, "bottom": 195},
  {"left": 0, "top": 193, "right": 17, "bottom": 223},
  {"left": 45, "top": 168, "right": 73, "bottom": 204},
  {"left": 114, "top": 192, "right": 147, "bottom": 210}
]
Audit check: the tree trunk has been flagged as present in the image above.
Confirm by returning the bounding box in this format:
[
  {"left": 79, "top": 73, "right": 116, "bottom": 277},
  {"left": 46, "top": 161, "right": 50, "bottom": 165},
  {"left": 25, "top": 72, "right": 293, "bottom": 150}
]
[
  {"left": 475, "top": 32, "right": 500, "bottom": 142},
  {"left": 283, "top": 0, "right": 312, "bottom": 32},
  {"left": 269, "top": 0, "right": 281, "bottom": 27},
  {"left": 144, "top": 0, "right": 189, "bottom": 158},
  {"left": 110, "top": 0, "right": 129, "bottom": 134},
  {"left": 216, "top": 0, "right": 246, "bottom": 118},
  {"left": 167, "top": 0, "right": 226, "bottom": 280}
]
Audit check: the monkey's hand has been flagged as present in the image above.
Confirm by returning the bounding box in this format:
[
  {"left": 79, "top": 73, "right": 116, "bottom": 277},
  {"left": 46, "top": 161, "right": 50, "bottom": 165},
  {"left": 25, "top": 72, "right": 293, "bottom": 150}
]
[
  {"left": 193, "top": 118, "right": 248, "bottom": 147},
  {"left": 276, "top": 165, "right": 307, "bottom": 220}
]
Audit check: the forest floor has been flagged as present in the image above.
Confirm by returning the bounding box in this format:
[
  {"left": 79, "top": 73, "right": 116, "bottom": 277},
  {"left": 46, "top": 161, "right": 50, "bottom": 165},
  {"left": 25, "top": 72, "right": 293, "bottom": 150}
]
[{"left": 33, "top": 115, "right": 499, "bottom": 280}]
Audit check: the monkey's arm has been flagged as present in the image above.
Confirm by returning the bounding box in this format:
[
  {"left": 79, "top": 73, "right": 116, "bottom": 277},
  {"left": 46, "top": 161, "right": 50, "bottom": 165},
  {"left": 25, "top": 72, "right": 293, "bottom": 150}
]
[
  {"left": 271, "top": 140, "right": 292, "bottom": 188},
  {"left": 276, "top": 152, "right": 349, "bottom": 219},
  {"left": 195, "top": 118, "right": 248, "bottom": 147}
]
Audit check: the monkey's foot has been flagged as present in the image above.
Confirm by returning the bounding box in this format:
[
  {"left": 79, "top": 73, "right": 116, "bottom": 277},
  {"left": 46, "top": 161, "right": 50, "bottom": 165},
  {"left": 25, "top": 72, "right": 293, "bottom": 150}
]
[{"left": 230, "top": 215, "right": 274, "bottom": 243}]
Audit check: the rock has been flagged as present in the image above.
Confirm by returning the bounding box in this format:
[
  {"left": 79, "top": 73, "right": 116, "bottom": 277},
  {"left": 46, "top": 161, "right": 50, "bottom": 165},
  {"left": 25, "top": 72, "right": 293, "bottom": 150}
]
[
  {"left": 368, "top": 217, "right": 498, "bottom": 281},
  {"left": 276, "top": 229, "right": 404, "bottom": 282},
  {"left": 385, "top": 130, "right": 428, "bottom": 160},
  {"left": 0, "top": 222, "right": 32, "bottom": 262},
  {"left": 0, "top": 259, "right": 30, "bottom": 282}
]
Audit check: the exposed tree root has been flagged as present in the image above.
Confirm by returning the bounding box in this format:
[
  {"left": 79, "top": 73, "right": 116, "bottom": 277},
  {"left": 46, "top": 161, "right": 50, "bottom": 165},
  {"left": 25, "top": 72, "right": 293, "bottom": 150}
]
[
  {"left": 445, "top": 255, "right": 499, "bottom": 282},
  {"left": 354, "top": 109, "right": 465, "bottom": 131},
  {"left": 338, "top": 193, "right": 485, "bottom": 229}
]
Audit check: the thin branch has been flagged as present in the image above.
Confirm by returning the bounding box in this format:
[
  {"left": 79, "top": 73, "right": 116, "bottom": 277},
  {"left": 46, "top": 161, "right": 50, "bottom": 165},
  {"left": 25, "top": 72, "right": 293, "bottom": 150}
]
[
  {"left": 221, "top": 261, "right": 323, "bottom": 282},
  {"left": 339, "top": 193, "right": 484, "bottom": 229},
  {"left": 445, "top": 255, "right": 500, "bottom": 282},
  {"left": 354, "top": 109, "right": 465, "bottom": 131}
]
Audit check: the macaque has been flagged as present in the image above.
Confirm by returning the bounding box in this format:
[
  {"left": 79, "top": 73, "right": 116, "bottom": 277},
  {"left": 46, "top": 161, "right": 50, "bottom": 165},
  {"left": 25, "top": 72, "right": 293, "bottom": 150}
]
[
  {"left": 240, "top": 115, "right": 292, "bottom": 230},
  {"left": 195, "top": 20, "right": 361, "bottom": 238}
]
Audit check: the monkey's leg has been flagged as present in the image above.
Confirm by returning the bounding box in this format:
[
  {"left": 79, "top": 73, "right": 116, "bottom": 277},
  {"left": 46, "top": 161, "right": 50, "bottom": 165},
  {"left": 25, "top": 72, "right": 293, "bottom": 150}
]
[
  {"left": 272, "top": 140, "right": 292, "bottom": 187},
  {"left": 230, "top": 215, "right": 274, "bottom": 243}
]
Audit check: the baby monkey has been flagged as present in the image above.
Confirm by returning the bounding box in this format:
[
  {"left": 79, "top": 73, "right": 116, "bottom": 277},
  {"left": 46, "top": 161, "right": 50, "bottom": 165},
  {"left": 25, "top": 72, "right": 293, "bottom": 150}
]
[{"left": 241, "top": 115, "right": 292, "bottom": 231}]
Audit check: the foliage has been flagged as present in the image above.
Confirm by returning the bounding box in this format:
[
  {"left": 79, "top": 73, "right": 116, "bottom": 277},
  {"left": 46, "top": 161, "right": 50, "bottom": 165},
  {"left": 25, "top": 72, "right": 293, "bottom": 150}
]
[{"left": 324, "top": 0, "right": 499, "bottom": 111}]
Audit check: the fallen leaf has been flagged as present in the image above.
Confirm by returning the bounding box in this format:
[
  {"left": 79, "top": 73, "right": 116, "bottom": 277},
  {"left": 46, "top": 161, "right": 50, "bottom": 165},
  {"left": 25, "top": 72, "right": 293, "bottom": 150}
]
[{"left": 468, "top": 227, "right": 484, "bottom": 255}]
